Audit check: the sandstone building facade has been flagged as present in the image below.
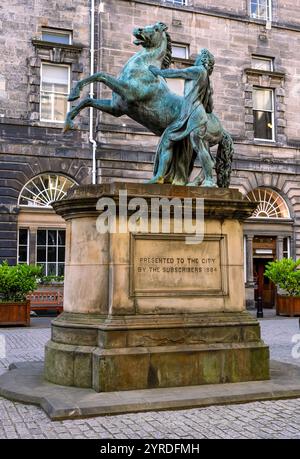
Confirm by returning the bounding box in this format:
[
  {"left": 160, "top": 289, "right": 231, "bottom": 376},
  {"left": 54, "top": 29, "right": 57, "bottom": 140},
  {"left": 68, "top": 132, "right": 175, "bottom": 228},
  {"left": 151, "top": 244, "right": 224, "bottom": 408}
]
[{"left": 1, "top": 0, "right": 300, "bottom": 308}]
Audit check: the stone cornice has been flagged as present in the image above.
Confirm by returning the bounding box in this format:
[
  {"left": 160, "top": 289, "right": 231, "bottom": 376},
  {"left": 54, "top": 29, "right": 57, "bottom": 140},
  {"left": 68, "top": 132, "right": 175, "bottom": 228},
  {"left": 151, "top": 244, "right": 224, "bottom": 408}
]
[
  {"left": 52, "top": 183, "right": 256, "bottom": 221},
  {"left": 120, "top": 0, "right": 300, "bottom": 34}
]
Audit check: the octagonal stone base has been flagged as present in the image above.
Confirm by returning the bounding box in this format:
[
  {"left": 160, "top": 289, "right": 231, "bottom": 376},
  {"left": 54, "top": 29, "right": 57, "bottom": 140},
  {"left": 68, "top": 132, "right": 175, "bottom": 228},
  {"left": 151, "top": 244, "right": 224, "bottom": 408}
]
[{"left": 45, "top": 312, "right": 269, "bottom": 391}]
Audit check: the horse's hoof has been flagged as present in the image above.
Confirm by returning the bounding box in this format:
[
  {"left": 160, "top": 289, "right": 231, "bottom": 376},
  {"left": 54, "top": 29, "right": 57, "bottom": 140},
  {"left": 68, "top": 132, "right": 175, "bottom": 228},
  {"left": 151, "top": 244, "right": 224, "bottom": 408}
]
[
  {"left": 68, "top": 95, "right": 79, "bottom": 102},
  {"left": 68, "top": 90, "right": 80, "bottom": 102},
  {"left": 187, "top": 179, "right": 202, "bottom": 187},
  {"left": 202, "top": 180, "right": 217, "bottom": 188},
  {"left": 172, "top": 180, "right": 186, "bottom": 186},
  {"left": 147, "top": 177, "right": 164, "bottom": 184},
  {"left": 62, "top": 121, "right": 75, "bottom": 133}
]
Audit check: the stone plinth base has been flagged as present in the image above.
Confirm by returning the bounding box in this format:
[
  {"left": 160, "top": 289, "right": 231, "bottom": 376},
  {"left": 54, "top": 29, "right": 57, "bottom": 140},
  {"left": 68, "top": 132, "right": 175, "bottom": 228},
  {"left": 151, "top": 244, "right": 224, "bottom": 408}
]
[
  {"left": 45, "top": 311, "right": 269, "bottom": 391},
  {"left": 45, "top": 183, "right": 269, "bottom": 391}
]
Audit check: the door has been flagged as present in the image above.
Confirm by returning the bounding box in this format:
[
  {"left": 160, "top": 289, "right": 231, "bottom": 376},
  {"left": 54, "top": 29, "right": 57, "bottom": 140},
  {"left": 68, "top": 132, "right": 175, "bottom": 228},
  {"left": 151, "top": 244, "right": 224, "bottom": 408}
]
[{"left": 253, "top": 258, "right": 275, "bottom": 308}]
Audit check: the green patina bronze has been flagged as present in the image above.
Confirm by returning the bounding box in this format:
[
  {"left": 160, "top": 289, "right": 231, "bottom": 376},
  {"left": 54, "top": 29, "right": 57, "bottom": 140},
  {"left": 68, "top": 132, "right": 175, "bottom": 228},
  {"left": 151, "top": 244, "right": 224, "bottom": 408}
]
[{"left": 64, "top": 22, "right": 233, "bottom": 187}]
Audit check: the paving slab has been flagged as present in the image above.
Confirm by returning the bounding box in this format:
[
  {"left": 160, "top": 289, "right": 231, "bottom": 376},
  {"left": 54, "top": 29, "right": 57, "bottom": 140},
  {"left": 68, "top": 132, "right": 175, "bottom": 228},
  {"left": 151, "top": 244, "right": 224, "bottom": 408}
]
[{"left": 0, "top": 360, "right": 300, "bottom": 420}]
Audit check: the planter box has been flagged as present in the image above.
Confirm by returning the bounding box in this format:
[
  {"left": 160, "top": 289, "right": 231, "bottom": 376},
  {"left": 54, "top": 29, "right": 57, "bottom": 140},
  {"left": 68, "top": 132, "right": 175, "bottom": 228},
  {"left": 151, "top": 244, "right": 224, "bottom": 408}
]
[
  {"left": 0, "top": 300, "right": 31, "bottom": 326},
  {"left": 276, "top": 294, "right": 300, "bottom": 317}
]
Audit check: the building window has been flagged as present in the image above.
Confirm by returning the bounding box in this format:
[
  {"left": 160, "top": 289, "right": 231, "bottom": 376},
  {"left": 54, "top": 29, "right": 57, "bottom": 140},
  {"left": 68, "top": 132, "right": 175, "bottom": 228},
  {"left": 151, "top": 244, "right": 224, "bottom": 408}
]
[
  {"left": 40, "top": 63, "right": 70, "bottom": 122},
  {"left": 42, "top": 28, "right": 72, "bottom": 45},
  {"left": 36, "top": 229, "right": 66, "bottom": 276},
  {"left": 250, "top": 0, "right": 272, "bottom": 21},
  {"left": 165, "top": 44, "right": 189, "bottom": 96},
  {"left": 172, "top": 43, "right": 189, "bottom": 59},
  {"left": 283, "top": 237, "right": 291, "bottom": 258},
  {"left": 252, "top": 55, "right": 274, "bottom": 71},
  {"left": 18, "top": 229, "right": 29, "bottom": 264},
  {"left": 253, "top": 88, "right": 274, "bottom": 141},
  {"left": 19, "top": 174, "right": 76, "bottom": 208},
  {"left": 163, "top": 0, "right": 187, "bottom": 6},
  {"left": 246, "top": 188, "right": 290, "bottom": 219}
]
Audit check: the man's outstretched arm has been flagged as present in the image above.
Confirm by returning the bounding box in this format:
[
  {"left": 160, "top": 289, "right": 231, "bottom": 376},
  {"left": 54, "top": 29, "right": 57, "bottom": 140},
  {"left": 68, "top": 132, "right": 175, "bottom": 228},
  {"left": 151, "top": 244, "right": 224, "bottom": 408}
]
[{"left": 149, "top": 65, "right": 201, "bottom": 80}]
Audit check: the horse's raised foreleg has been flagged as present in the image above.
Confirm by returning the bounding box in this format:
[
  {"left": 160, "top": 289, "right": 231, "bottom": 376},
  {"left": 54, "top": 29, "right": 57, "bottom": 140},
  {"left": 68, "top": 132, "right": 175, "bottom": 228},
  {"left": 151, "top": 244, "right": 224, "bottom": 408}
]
[
  {"left": 68, "top": 72, "right": 129, "bottom": 102},
  {"left": 63, "top": 98, "right": 122, "bottom": 132}
]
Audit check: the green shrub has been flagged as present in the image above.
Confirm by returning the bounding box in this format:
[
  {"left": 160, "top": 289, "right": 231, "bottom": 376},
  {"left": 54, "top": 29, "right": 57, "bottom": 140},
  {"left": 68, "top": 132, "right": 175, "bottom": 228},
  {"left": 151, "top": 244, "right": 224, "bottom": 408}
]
[
  {"left": 39, "top": 274, "right": 64, "bottom": 284},
  {"left": 0, "top": 261, "right": 42, "bottom": 302},
  {"left": 264, "top": 258, "right": 300, "bottom": 296}
]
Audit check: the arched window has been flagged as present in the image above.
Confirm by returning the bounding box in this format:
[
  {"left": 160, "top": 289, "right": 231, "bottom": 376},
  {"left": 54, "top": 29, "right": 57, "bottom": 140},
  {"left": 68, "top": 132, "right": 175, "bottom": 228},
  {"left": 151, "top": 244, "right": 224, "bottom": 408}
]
[
  {"left": 246, "top": 188, "right": 290, "bottom": 219},
  {"left": 18, "top": 173, "right": 77, "bottom": 208}
]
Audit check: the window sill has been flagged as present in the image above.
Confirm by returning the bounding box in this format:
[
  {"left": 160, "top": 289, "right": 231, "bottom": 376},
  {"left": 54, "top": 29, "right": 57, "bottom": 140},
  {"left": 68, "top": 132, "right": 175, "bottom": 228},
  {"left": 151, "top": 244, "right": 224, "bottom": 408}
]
[
  {"left": 31, "top": 120, "right": 67, "bottom": 129},
  {"left": 172, "top": 57, "right": 194, "bottom": 66},
  {"left": 244, "top": 68, "right": 285, "bottom": 79},
  {"left": 18, "top": 206, "right": 57, "bottom": 214},
  {"left": 32, "top": 39, "right": 83, "bottom": 53},
  {"left": 253, "top": 139, "right": 277, "bottom": 145},
  {"left": 39, "top": 119, "right": 65, "bottom": 125}
]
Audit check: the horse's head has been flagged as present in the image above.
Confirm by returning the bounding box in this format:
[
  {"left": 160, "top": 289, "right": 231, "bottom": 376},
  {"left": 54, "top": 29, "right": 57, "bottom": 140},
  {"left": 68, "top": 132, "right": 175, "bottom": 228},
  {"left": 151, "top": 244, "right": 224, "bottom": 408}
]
[
  {"left": 133, "top": 22, "right": 168, "bottom": 48},
  {"left": 133, "top": 22, "right": 172, "bottom": 68}
]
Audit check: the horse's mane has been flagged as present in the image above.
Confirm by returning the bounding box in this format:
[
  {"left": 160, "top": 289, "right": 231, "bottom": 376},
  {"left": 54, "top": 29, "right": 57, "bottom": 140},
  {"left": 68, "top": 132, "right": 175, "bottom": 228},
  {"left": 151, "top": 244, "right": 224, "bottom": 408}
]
[{"left": 161, "top": 32, "right": 172, "bottom": 69}]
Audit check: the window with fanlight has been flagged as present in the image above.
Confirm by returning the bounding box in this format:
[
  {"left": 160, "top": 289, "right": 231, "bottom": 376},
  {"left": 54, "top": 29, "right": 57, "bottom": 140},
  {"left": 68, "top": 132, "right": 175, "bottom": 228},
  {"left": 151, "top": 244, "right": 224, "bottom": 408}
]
[
  {"left": 17, "top": 174, "right": 76, "bottom": 275},
  {"left": 246, "top": 188, "right": 290, "bottom": 219},
  {"left": 19, "top": 173, "right": 76, "bottom": 208}
]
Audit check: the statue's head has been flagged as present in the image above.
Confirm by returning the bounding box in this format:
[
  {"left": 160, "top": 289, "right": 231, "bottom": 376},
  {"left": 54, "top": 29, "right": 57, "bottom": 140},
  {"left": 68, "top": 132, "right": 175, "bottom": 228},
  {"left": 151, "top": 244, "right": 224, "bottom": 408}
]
[
  {"left": 133, "top": 22, "right": 168, "bottom": 48},
  {"left": 133, "top": 22, "right": 172, "bottom": 68},
  {"left": 195, "top": 49, "right": 215, "bottom": 75}
]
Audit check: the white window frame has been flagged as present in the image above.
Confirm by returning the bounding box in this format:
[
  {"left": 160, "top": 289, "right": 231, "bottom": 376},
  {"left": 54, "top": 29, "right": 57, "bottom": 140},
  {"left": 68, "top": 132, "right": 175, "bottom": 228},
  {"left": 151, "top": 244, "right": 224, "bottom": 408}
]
[
  {"left": 253, "top": 87, "right": 275, "bottom": 142},
  {"left": 172, "top": 43, "right": 189, "bottom": 59},
  {"left": 40, "top": 63, "right": 70, "bottom": 123},
  {"left": 163, "top": 0, "right": 187, "bottom": 6},
  {"left": 252, "top": 55, "right": 274, "bottom": 72},
  {"left": 42, "top": 28, "right": 72, "bottom": 45},
  {"left": 244, "top": 236, "right": 247, "bottom": 283},
  {"left": 36, "top": 228, "right": 66, "bottom": 277},
  {"left": 283, "top": 237, "right": 291, "bottom": 259},
  {"left": 250, "top": 0, "right": 272, "bottom": 22},
  {"left": 17, "top": 228, "right": 29, "bottom": 265}
]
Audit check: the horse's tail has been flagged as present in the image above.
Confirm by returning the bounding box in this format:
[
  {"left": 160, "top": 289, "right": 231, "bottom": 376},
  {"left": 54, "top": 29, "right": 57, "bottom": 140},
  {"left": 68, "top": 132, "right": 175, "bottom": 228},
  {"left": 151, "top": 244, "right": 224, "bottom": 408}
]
[{"left": 216, "top": 130, "right": 234, "bottom": 188}]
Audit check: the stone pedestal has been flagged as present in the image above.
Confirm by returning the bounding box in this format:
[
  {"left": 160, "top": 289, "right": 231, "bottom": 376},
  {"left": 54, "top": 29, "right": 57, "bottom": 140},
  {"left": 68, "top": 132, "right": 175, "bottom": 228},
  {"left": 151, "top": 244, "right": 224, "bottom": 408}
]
[{"left": 45, "top": 183, "right": 269, "bottom": 391}]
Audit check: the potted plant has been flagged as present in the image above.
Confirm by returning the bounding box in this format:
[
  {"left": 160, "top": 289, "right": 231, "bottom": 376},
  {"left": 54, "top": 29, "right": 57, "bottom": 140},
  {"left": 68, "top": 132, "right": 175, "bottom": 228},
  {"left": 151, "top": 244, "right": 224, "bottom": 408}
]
[
  {"left": 0, "top": 261, "right": 42, "bottom": 326},
  {"left": 39, "top": 274, "right": 64, "bottom": 286},
  {"left": 264, "top": 258, "right": 300, "bottom": 316}
]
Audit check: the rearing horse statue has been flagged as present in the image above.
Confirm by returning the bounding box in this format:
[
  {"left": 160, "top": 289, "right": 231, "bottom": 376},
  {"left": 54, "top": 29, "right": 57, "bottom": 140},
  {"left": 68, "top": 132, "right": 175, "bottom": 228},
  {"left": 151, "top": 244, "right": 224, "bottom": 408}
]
[{"left": 64, "top": 22, "right": 233, "bottom": 187}]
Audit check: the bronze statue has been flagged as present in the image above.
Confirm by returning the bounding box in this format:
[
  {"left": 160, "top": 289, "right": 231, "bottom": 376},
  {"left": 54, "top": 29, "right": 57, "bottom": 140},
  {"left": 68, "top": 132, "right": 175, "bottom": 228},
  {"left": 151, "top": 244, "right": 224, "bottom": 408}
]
[{"left": 64, "top": 22, "right": 233, "bottom": 187}]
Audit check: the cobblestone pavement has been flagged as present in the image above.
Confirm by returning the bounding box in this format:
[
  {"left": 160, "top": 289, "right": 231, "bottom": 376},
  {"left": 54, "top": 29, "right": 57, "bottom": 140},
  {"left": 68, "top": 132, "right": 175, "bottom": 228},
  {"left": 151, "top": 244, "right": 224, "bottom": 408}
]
[
  {"left": 0, "top": 315, "right": 299, "bottom": 439},
  {"left": 260, "top": 316, "right": 300, "bottom": 366}
]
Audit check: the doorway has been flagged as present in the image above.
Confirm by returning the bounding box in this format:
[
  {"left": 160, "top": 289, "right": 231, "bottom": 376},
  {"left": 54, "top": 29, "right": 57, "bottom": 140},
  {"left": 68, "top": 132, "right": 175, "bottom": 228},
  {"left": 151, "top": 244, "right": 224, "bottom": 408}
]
[
  {"left": 253, "top": 236, "right": 276, "bottom": 308},
  {"left": 253, "top": 258, "right": 275, "bottom": 308}
]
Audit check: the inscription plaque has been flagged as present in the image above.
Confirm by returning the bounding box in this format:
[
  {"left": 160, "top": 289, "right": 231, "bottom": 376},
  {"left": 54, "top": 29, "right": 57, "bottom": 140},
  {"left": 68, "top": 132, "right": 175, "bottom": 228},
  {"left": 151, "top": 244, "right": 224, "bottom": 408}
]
[{"left": 130, "top": 234, "right": 228, "bottom": 297}]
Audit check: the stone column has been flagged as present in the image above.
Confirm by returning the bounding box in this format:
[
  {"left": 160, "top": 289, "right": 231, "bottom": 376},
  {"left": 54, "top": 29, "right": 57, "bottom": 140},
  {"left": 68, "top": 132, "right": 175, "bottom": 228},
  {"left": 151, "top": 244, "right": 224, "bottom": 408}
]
[
  {"left": 246, "top": 234, "right": 254, "bottom": 285},
  {"left": 276, "top": 236, "right": 284, "bottom": 260}
]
